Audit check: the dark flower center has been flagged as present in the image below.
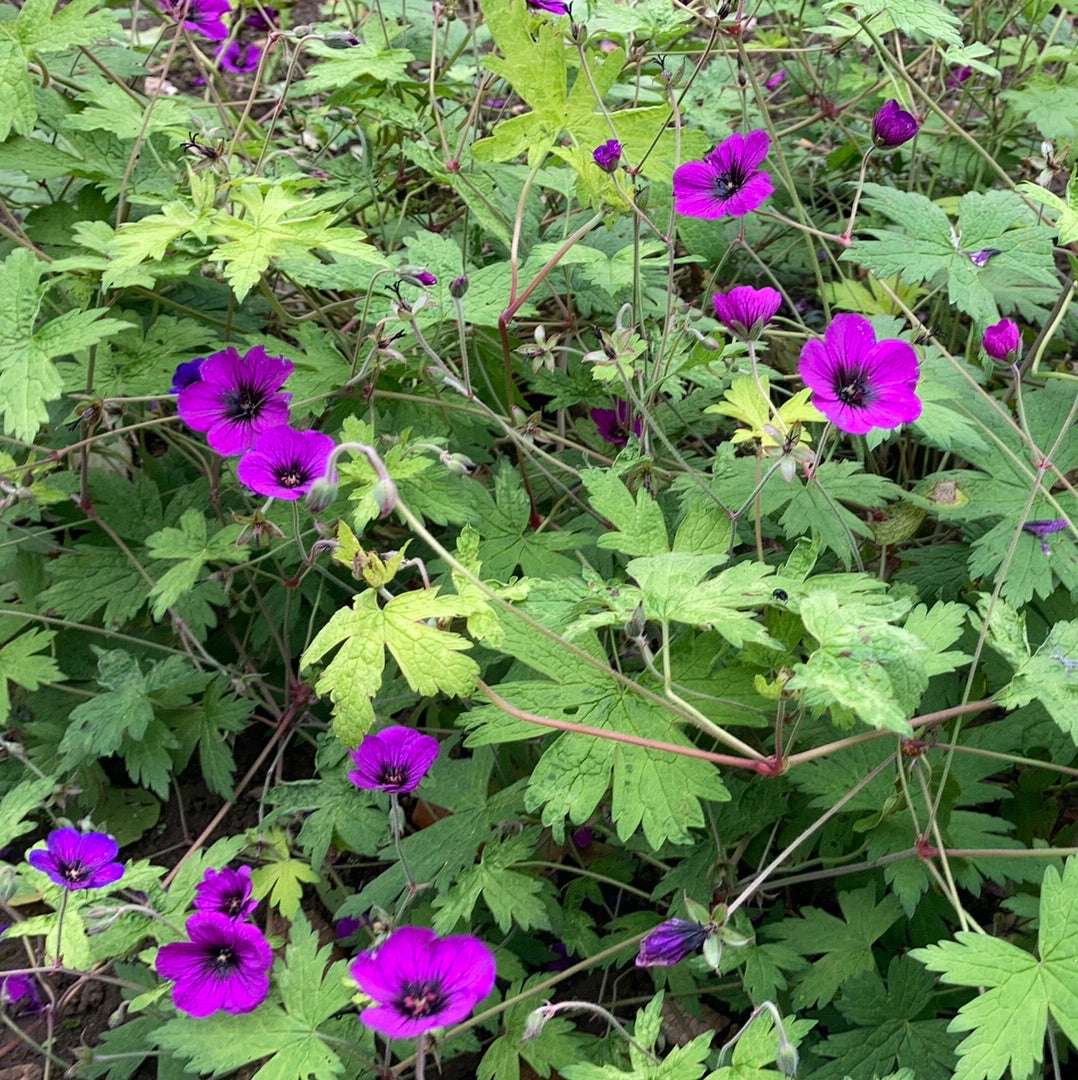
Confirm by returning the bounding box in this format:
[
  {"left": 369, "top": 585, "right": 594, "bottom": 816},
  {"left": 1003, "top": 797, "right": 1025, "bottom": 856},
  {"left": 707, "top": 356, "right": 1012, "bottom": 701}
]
[
  {"left": 833, "top": 367, "right": 871, "bottom": 407},
  {"left": 224, "top": 893, "right": 245, "bottom": 916},
  {"left": 60, "top": 861, "right": 88, "bottom": 884},
  {"left": 397, "top": 980, "right": 444, "bottom": 1019},
  {"left": 224, "top": 384, "right": 269, "bottom": 422},
  {"left": 378, "top": 765, "right": 408, "bottom": 787},
  {"left": 714, "top": 164, "right": 747, "bottom": 200},
  {"left": 212, "top": 947, "right": 238, "bottom": 973},
  {"left": 274, "top": 462, "right": 310, "bottom": 489}
]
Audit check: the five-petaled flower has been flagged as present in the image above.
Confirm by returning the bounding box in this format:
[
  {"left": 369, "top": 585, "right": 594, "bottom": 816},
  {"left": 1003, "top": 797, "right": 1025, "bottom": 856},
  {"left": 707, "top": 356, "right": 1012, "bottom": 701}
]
[
  {"left": 194, "top": 866, "right": 258, "bottom": 920},
  {"left": 156, "top": 913, "right": 273, "bottom": 1017},
  {"left": 28, "top": 828, "right": 125, "bottom": 891},
  {"left": 217, "top": 41, "right": 262, "bottom": 73},
  {"left": 636, "top": 919, "right": 713, "bottom": 967},
  {"left": 982, "top": 318, "right": 1021, "bottom": 363},
  {"left": 798, "top": 313, "right": 921, "bottom": 435},
  {"left": 593, "top": 139, "right": 622, "bottom": 174},
  {"left": 872, "top": 100, "right": 919, "bottom": 148},
  {"left": 177, "top": 346, "right": 293, "bottom": 455},
  {"left": 590, "top": 400, "right": 642, "bottom": 447},
  {"left": 672, "top": 130, "right": 773, "bottom": 219},
  {"left": 236, "top": 425, "right": 335, "bottom": 501},
  {"left": 348, "top": 725, "right": 440, "bottom": 794},
  {"left": 161, "top": 0, "right": 232, "bottom": 41},
  {"left": 713, "top": 285, "right": 782, "bottom": 341},
  {"left": 351, "top": 926, "right": 496, "bottom": 1037}
]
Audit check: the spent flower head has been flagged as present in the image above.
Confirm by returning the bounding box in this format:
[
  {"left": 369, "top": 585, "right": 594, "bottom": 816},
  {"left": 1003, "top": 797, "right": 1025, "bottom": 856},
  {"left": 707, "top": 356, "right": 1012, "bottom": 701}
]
[
  {"left": 798, "top": 313, "right": 922, "bottom": 435},
  {"left": 28, "top": 828, "right": 125, "bottom": 891},
  {"left": 351, "top": 926, "right": 496, "bottom": 1037},
  {"left": 155, "top": 913, "right": 272, "bottom": 1017},
  {"left": 348, "top": 725, "right": 440, "bottom": 794}
]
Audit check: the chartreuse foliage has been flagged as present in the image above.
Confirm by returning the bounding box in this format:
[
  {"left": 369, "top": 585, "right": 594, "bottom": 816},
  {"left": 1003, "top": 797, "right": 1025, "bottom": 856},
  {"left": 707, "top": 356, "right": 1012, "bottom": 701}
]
[{"left": 0, "top": 0, "right": 1076, "bottom": 1076}]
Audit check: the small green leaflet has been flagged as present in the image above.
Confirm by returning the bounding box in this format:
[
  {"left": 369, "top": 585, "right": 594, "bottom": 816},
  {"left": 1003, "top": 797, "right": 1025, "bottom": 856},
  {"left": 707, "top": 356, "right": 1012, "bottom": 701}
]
[
  {"left": 432, "top": 829, "right": 552, "bottom": 934},
  {"left": 822, "top": 0, "right": 963, "bottom": 49},
  {"left": 788, "top": 591, "right": 931, "bottom": 734},
  {"left": 145, "top": 509, "right": 249, "bottom": 619},
  {"left": 0, "top": 248, "right": 131, "bottom": 443},
  {"left": 0, "top": 622, "right": 62, "bottom": 722},
  {"left": 0, "top": 775, "right": 55, "bottom": 850},
  {"left": 847, "top": 186, "right": 1057, "bottom": 324},
  {"left": 1017, "top": 174, "right": 1078, "bottom": 246},
  {"left": 911, "top": 857, "right": 1078, "bottom": 1080},
  {"left": 301, "top": 586, "right": 479, "bottom": 745},
  {"left": 582, "top": 468, "right": 670, "bottom": 557},
  {"left": 210, "top": 182, "right": 386, "bottom": 301},
  {"left": 251, "top": 857, "right": 320, "bottom": 919},
  {"left": 154, "top": 914, "right": 356, "bottom": 1080},
  {"left": 764, "top": 885, "right": 903, "bottom": 1008},
  {"left": 295, "top": 41, "right": 414, "bottom": 94}
]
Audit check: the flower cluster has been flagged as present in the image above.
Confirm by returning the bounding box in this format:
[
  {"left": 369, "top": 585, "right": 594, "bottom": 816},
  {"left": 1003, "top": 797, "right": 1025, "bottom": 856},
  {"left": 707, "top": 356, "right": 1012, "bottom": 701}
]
[
  {"left": 156, "top": 863, "right": 270, "bottom": 1017},
  {"left": 175, "top": 346, "right": 334, "bottom": 501}
]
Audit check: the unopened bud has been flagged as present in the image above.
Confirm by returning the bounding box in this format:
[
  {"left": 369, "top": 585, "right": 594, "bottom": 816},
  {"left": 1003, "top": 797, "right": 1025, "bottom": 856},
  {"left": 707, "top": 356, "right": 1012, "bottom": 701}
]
[
  {"left": 776, "top": 1039, "right": 799, "bottom": 1077},
  {"left": 371, "top": 477, "right": 399, "bottom": 519},
  {"left": 440, "top": 451, "right": 475, "bottom": 475},
  {"left": 450, "top": 274, "right": 469, "bottom": 298},
  {"left": 0, "top": 864, "right": 18, "bottom": 903},
  {"left": 305, "top": 476, "right": 338, "bottom": 513},
  {"left": 522, "top": 1004, "right": 553, "bottom": 1042}
]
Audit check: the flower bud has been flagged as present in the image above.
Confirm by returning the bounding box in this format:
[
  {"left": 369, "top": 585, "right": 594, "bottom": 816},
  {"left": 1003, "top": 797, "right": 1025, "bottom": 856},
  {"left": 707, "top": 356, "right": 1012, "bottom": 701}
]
[
  {"left": 592, "top": 139, "right": 622, "bottom": 173},
  {"left": 872, "top": 99, "right": 919, "bottom": 148},
  {"left": 981, "top": 317, "right": 1021, "bottom": 363},
  {"left": 450, "top": 274, "right": 469, "bottom": 298},
  {"left": 305, "top": 476, "right": 338, "bottom": 513},
  {"left": 440, "top": 451, "right": 475, "bottom": 475},
  {"left": 775, "top": 1038, "right": 800, "bottom": 1077},
  {"left": 371, "top": 477, "right": 399, "bottom": 519}
]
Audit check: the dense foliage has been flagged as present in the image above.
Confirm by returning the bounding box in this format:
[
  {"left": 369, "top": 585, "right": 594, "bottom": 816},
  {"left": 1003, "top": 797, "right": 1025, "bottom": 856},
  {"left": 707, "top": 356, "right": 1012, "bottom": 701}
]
[{"left": 0, "top": 0, "right": 1076, "bottom": 1077}]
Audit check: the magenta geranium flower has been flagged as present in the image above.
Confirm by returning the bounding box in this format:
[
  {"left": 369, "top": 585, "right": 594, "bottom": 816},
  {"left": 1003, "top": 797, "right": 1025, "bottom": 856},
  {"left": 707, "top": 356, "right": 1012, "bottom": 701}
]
[
  {"left": 593, "top": 139, "right": 622, "bottom": 173},
  {"left": 872, "top": 100, "right": 919, "bottom": 148},
  {"left": 672, "top": 130, "right": 773, "bottom": 220},
  {"left": 244, "top": 4, "right": 277, "bottom": 29},
  {"left": 590, "top": 400, "right": 642, "bottom": 447},
  {"left": 351, "top": 927, "right": 496, "bottom": 1038},
  {"left": 765, "top": 69, "right": 787, "bottom": 92},
  {"left": 217, "top": 41, "right": 262, "bottom": 73},
  {"left": 348, "top": 725, "right": 440, "bottom": 794},
  {"left": 1023, "top": 519, "right": 1067, "bottom": 556},
  {"left": 713, "top": 285, "right": 782, "bottom": 341},
  {"left": 982, "top": 318, "right": 1021, "bottom": 363},
  {"left": 235, "top": 425, "right": 334, "bottom": 501},
  {"left": 177, "top": 346, "right": 293, "bottom": 455},
  {"left": 156, "top": 913, "right": 272, "bottom": 1017},
  {"left": 161, "top": 0, "right": 232, "bottom": 41},
  {"left": 526, "top": 0, "right": 569, "bottom": 14},
  {"left": 1, "top": 974, "right": 43, "bottom": 1016},
  {"left": 194, "top": 866, "right": 258, "bottom": 920},
  {"left": 28, "top": 828, "right": 125, "bottom": 891},
  {"left": 798, "top": 314, "right": 922, "bottom": 435},
  {"left": 170, "top": 358, "right": 204, "bottom": 394},
  {"left": 636, "top": 919, "right": 712, "bottom": 967}
]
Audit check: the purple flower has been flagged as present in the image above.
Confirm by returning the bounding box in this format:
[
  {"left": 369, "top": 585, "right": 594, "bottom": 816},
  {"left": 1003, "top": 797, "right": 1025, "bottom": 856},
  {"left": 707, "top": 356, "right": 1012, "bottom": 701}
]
[
  {"left": 351, "top": 926, "right": 496, "bottom": 1038},
  {"left": 348, "top": 725, "right": 440, "bottom": 793},
  {"left": 590, "top": 400, "right": 642, "bottom": 447},
  {"left": 414, "top": 270, "right": 438, "bottom": 287},
  {"left": 636, "top": 919, "right": 712, "bottom": 967},
  {"left": 161, "top": 0, "right": 232, "bottom": 41},
  {"left": 170, "top": 358, "right": 205, "bottom": 394},
  {"left": 217, "top": 41, "right": 262, "bottom": 73},
  {"left": 672, "top": 130, "right": 773, "bottom": 220},
  {"left": 156, "top": 913, "right": 272, "bottom": 1018},
  {"left": 946, "top": 66, "right": 973, "bottom": 90},
  {"left": 1, "top": 974, "right": 43, "bottom": 1016},
  {"left": 765, "top": 69, "right": 787, "bottom": 92},
  {"left": 526, "top": 0, "right": 570, "bottom": 14},
  {"left": 335, "top": 915, "right": 367, "bottom": 939},
  {"left": 713, "top": 285, "right": 782, "bottom": 341},
  {"left": 798, "top": 313, "right": 922, "bottom": 435},
  {"left": 968, "top": 248, "right": 1001, "bottom": 268},
  {"left": 244, "top": 4, "right": 278, "bottom": 29},
  {"left": 28, "top": 829, "right": 125, "bottom": 892},
  {"left": 982, "top": 318, "right": 1021, "bottom": 363},
  {"left": 872, "top": 100, "right": 919, "bottom": 148},
  {"left": 1023, "top": 519, "right": 1067, "bottom": 556},
  {"left": 236, "top": 425, "right": 335, "bottom": 501},
  {"left": 571, "top": 826, "right": 594, "bottom": 849},
  {"left": 593, "top": 139, "right": 622, "bottom": 173},
  {"left": 194, "top": 866, "right": 258, "bottom": 920},
  {"left": 177, "top": 346, "right": 293, "bottom": 456}
]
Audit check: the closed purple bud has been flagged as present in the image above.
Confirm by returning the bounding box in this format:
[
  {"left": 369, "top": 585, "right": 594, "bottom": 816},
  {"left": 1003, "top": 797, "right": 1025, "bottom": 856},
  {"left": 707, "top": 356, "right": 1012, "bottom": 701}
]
[
  {"left": 981, "top": 318, "right": 1021, "bottom": 363},
  {"left": 872, "top": 100, "right": 920, "bottom": 148},
  {"left": 414, "top": 270, "right": 438, "bottom": 287},
  {"left": 635, "top": 918, "right": 712, "bottom": 967},
  {"left": 765, "top": 69, "right": 787, "bottom": 91},
  {"left": 592, "top": 139, "right": 622, "bottom": 173},
  {"left": 526, "top": 0, "right": 570, "bottom": 14},
  {"left": 450, "top": 275, "right": 469, "bottom": 298}
]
